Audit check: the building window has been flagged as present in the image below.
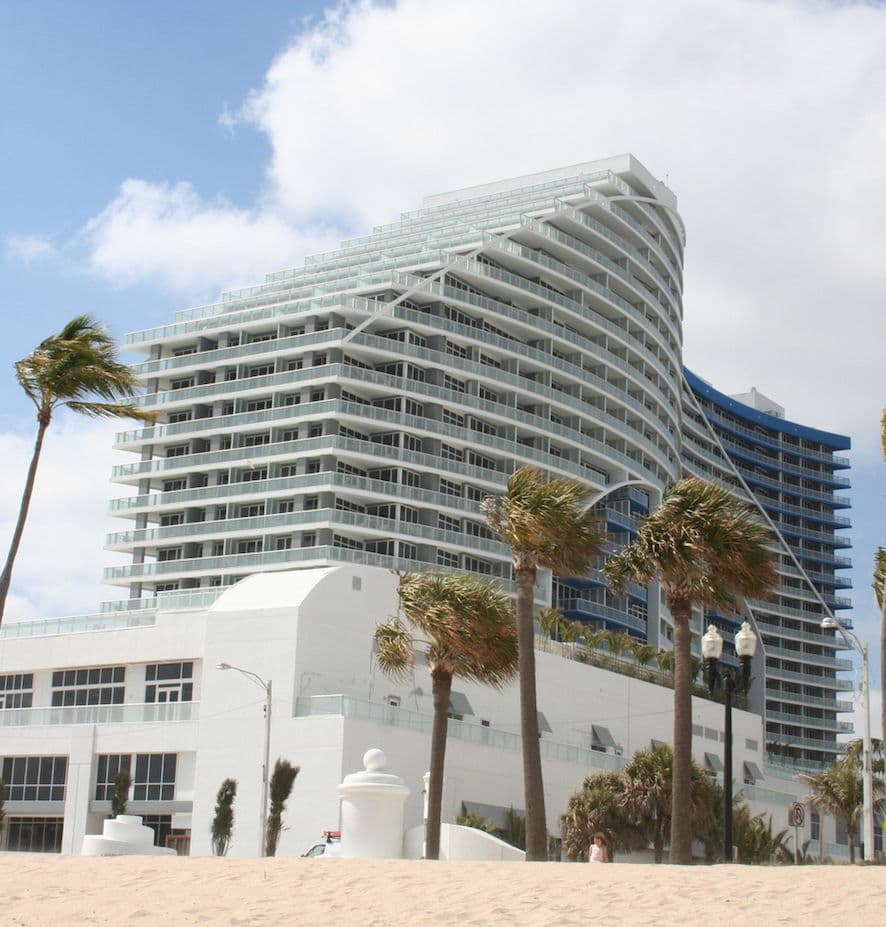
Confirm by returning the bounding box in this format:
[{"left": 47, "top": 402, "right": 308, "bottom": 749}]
[
  {"left": 162, "top": 479, "right": 186, "bottom": 492},
  {"left": 306, "top": 459, "right": 322, "bottom": 474},
  {"left": 279, "top": 463, "right": 299, "bottom": 477},
  {"left": 155, "top": 583, "right": 179, "bottom": 592},
  {"left": 301, "top": 532, "right": 317, "bottom": 547},
  {"left": 51, "top": 667, "right": 125, "bottom": 707},
  {"left": 442, "top": 409, "right": 465, "bottom": 427},
  {"left": 333, "top": 535, "right": 363, "bottom": 550},
  {"left": 310, "top": 389, "right": 325, "bottom": 402},
  {"left": 159, "top": 513, "right": 183, "bottom": 527},
  {"left": 1, "top": 756, "right": 67, "bottom": 801},
  {"left": 437, "top": 550, "right": 459, "bottom": 568},
  {"left": 140, "top": 814, "right": 187, "bottom": 849},
  {"left": 440, "top": 443, "right": 463, "bottom": 462},
  {"left": 438, "top": 514, "right": 460, "bottom": 532},
  {"left": 236, "top": 539, "right": 263, "bottom": 554},
  {"left": 6, "top": 817, "right": 64, "bottom": 853},
  {"left": 245, "top": 398, "right": 272, "bottom": 412},
  {"left": 400, "top": 506, "right": 418, "bottom": 524},
  {"left": 240, "top": 468, "right": 268, "bottom": 482},
  {"left": 439, "top": 478, "right": 461, "bottom": 497},
  {"left": 242, "top": 432, "right": 270, "bottom": 447},
  {"left": 145, "top": 663, "right": 193, "bottom": 704},
  {"left": 275, "top": 537, "right": 293, "bottom": 550},
  {"left": 308, "top": 423, "right": 323, "bottom": 438},
  {"left": 157, "top": 548, "right": 182, "bottom": 562},
  {"left": 133, "top": 753, "right": 177, "bottom": 801},
  {"left": 168, "top": 410, "right": 192, "bottom": 424},
  {"left": 165, "top": 444, "right": 189, "bottom": 458},
  {"left": 399, "top": 542, "right": 418, "bottom": 560},
  {"left": 170, "top": 378, "right": 194, "bottom": 391},
  {"left": 95, "top": 754, "right": 132, "bottom": 801},
  {"left": 239, "top": 504, "right": 265, "bottom": 518},
  {"left": 444, "top": 374, "right": 466, "bottom": 393},
  {"left": 247, "top": 365, "right": 274, "bottom": 378},
  {"left": 0, "top": 673, "right": 34, "bottom": 709},
  {"left": 277, "top": 500, "right": 295, "bottom": 514}
]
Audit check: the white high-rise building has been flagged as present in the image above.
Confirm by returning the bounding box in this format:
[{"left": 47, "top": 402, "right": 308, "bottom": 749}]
[{"left": 0, "top": 155, "right": 856, "bottom": 856}]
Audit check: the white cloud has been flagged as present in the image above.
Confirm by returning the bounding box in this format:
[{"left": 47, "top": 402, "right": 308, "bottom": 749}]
[
  {"left": 5, "top": 233, "right": 55, "bottom": 264},
  {"left": 238, "top": 0, "right": 886, "bottom": 447},
  {"left": 0, "top": 417, "right": 132, "bottom": 621},
  {"left": 81, "top": 179, "right": 341, "bottom": 299},
  {"left": 63, "top": 0, "right": 884, "bottom": 449}
]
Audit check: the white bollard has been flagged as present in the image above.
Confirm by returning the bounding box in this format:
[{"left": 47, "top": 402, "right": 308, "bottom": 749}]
[{"left": 337, "top": 748, "right": 410, "bottom": 859}]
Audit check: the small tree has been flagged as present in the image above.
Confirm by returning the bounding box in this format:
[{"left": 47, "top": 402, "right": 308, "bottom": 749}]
[
  {"left": 265, "top": 759, "right": 299, "bottom": 857},
  {"left": 211, "top": 778, "right": 237, "bottom": 856},
  {"left": 111, "top": 769, "right": 131, "bottom": 818}
]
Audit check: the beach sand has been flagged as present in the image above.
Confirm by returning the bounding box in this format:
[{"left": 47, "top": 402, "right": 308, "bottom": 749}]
[{"left": 2, "top": 855, "right": 884, "bottom": 927}]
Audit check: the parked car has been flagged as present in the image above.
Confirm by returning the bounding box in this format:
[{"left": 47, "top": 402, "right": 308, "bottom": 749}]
[{"left": 301, "top": 831, "right": 341, "bottom": 858}]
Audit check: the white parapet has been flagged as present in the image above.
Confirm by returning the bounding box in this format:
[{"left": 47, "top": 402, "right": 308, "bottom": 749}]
[{"left": 337, "top": 748, "right": 410, "bottom": 859}]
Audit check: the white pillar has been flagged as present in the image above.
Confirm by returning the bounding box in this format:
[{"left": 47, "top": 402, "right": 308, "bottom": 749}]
[{"left": 337, "top": 749, "right": 410, "bottom": 859}]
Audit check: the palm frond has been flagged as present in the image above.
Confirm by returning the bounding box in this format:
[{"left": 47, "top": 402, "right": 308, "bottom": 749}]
[
  {"left": 605, "top": 477, "right": 776, "bottom": 612},
  {"left": 482, "top": 466, "right": 605, "bottom": 574}
]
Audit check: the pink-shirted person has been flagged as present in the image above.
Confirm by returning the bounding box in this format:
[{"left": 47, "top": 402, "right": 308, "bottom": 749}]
[{"left": 589, "top": 832, "right": 609, "bottom": 863}]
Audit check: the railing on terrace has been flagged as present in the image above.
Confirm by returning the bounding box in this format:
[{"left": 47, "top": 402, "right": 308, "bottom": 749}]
[
  {"left": 0, "top": 701, "right": 198, "bottom": 726},
  {"left": 0, "top": 610, "right": 157, "bottom": 639},
  {"left": 294, "top": 694, "right": 625, "bottom": 772}
]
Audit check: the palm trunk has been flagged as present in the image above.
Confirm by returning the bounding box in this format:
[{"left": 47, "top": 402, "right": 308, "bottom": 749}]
[
  {"left": 0, "top": 418, "right": 49, "bottom": 626},
  {"left": 515, "top": 563, "right": 547, "bottom": 861},
  {"left": 425, "top": 669, "right": 452, "bottom": 860},
  {"left": 849, "top": 821, "right": 856, "bottom": 864},
  {"left": 669, "top": 598, "right": 693, "bottom": 864}
]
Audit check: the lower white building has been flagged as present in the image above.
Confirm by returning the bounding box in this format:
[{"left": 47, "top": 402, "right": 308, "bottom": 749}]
[{"left": 0, "top": 565, "right": 844, "bottom": 859}]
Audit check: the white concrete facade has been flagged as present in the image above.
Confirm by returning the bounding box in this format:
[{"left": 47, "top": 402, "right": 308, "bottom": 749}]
[{"left": 0, "top": 566, "right": 845, "bottom": 859}]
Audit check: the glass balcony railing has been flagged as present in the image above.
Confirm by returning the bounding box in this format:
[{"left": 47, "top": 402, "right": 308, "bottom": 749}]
[
  {"left": 293, "top": 694, "right": 625, "bottom": 772},
  {"left": 0, "top": 610, "right": 157, "bottom": 639},
  {"left": 764, "top": 665, "right": 853, "bottom": 690},
  {"left": 0, "top": 701, "right": 198, "bottom": 727},
  {"left": 766, "top": 710, "right": 854, "bottom": 733},
  {"left": 765, "top": 687, "right": 853, "bottom": 712}
]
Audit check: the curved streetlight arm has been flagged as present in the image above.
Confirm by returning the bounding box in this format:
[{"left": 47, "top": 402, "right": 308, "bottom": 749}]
[{"left": 216, "top": 662, "right": 270, "bottom": 695}]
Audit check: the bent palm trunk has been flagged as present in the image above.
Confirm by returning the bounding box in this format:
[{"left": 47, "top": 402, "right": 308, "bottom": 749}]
[
  {"left": 669, "top": 599, "right": 693, "bottom": 864},
  {"left": 0, "top": 418, "right": 49, "bottom": 625},
  {"left": 515, "top": 564, "right": 547, "bottom": 861}
]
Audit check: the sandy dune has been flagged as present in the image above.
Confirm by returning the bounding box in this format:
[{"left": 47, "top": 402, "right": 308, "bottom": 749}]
[{"left": 2, "top": 856, "right": 884, "bottom": 927}]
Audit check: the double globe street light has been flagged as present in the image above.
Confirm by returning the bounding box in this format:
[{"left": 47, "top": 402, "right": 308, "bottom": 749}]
[{"left": 701, "top": 620, "right": 758, "bottom": 863}]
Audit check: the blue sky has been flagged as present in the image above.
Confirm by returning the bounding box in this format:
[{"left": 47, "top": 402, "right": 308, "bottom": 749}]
[{"left": 1, "top": 0, "right": 884, "bottom": 729}]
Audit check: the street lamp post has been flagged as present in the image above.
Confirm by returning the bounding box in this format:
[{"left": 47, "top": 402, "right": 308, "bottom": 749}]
[
  {"left": 702, "top": 621, "right": 758, "bottom": 862},
  {"left": 217, "top": 662, "right": 272, "bottom": 857},
  {"left": 821, "top": 614, "right": 875, "bottom": 861}
]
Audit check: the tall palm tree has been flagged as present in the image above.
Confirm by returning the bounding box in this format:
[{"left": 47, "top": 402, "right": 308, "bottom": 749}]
[
  {"left": 605, "top": 477, "right": 776, "bottom": 863},
  {"left": 1, "top": 315, "right": 155, "bottom": 624},
  {"left": 482, "top": 466, "right": 604, "bottom": 860},
  {"left": 374, "top": 572, "right": 517, "bottom": 860}
]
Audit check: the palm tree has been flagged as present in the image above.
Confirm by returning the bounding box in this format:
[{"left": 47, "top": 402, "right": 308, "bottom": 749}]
[
  {"left": 482, "top": 466, "right": 605, "bottom": 860},
  {"left": 561, "top": 770, "right": 636, "bottom": 862},
  {"left": 535, "top": 606, "right": 562, "bottom": 650},
  {"left": 605, "top": 477, "right": 776, "bottom": 863},
  {"left": 1, "top": 315, "right": 155, "bottom": 624},
  {"left": 605, "top": 630, "right": 633, "bottom": 664},
  {"left": 374, "top": 572, "right": 517, "bottom": 860},
  {"left": 622, "top": 744, "right": 719, "bottom": 863}
]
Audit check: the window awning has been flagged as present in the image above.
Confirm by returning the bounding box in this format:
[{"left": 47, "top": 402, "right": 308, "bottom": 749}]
[
  {"left": 744, "top": 761, "right": 764, "bottom": 783},
  {"left": 704, "top": 752, "right": 724, "bottom": 773},
  {"left": 448, "top": 691, "right": 474, "bottom": 716},
  {"left": 651, "top": 739, "right": 667, "bottom": 750},
  {"left": 591, "top": 725, "right": 617, "bottom": 749},
  {"left": 537, "top": 711, "right": 552, "bottom": 733}
]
